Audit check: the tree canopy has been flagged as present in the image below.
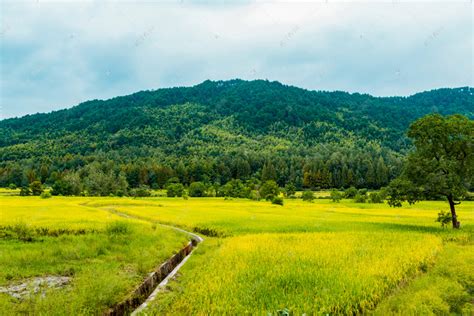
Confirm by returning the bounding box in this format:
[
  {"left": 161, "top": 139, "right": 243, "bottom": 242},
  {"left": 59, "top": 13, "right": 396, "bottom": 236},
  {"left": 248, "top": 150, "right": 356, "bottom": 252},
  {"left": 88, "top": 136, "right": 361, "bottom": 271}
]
[{"left": 387, "top": 114, "right": 474, "bottom": 228}]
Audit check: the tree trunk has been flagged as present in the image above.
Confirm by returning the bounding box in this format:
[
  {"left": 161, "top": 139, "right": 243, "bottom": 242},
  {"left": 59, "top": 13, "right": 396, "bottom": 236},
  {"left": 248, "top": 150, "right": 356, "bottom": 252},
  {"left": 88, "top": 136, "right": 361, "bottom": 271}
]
[{"left": 447, "top": 195, "right": 460, "bottom": 229}]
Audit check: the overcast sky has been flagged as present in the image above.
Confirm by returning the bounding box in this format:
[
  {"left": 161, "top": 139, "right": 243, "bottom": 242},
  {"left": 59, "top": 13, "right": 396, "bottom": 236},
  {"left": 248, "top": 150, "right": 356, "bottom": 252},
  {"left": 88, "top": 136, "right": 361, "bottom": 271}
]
[{"left": 1, "top": 1, "right": 472, "bottom": 119}]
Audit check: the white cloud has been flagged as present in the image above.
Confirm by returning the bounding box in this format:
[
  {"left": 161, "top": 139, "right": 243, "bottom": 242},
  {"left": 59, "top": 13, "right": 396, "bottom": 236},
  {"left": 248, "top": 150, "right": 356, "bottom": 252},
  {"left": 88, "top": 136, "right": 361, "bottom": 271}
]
[{"left": 0, "top": 1, "right": 472, "bottom": 118}]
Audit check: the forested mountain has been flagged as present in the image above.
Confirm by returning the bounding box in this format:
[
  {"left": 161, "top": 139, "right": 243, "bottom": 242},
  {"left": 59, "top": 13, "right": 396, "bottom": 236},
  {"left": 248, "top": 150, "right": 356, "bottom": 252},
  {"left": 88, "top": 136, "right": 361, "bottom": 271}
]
[{"left": 1, "top": 80, "right": 472, "bottom": 193}]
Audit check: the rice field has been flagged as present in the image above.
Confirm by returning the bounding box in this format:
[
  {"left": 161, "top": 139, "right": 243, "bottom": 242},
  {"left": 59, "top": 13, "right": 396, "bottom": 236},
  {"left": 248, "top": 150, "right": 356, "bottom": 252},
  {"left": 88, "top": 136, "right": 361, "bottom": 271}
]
[
  {"left": 1, "top": 195, "right": 473, "bottom": 314},
  {"left": 151, "top": 232, "right": 442, "bottom": 315},
  {"left": 0, "top": 196, "right": 189, "bottom": 315},
  {"left": 85, "top": 197, "right": 474, "bottom": 235}
]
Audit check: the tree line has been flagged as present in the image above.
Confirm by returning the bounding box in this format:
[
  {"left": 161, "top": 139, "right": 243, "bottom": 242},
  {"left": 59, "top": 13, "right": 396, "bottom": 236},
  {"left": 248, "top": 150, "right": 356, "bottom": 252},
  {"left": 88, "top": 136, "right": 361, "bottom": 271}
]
[{"left": 1, "top": 144, "right": 401, "bottom": 196}]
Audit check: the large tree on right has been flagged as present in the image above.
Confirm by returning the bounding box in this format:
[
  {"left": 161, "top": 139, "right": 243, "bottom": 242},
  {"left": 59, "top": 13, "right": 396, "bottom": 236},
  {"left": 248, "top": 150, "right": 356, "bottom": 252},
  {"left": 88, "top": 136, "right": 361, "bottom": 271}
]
[{"left": 386, "top": 114, "right": 473, "bottom": 228}]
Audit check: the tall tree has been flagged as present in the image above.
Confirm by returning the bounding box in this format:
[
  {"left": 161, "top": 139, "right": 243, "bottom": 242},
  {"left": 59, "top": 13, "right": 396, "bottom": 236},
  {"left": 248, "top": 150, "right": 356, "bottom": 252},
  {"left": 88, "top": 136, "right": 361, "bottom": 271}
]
[
  {"left": 375, "top": 157, "right": 388, "bottom": 187},
  {"left": 386, "top": 114, "right": 473, "bottom": 228},
  {"left": 261, "top": 161, "right": 277, "bottom": 182},
  {"left": 365, "top": 160, "right": 376, "bottom": 188}
]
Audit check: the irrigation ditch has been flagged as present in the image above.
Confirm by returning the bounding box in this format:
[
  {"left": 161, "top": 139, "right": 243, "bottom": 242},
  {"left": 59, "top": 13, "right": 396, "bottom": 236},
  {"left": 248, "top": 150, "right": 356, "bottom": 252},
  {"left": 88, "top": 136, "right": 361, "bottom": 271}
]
[{"left": 102, "top": 208, "right": 204, "bottom": 316}]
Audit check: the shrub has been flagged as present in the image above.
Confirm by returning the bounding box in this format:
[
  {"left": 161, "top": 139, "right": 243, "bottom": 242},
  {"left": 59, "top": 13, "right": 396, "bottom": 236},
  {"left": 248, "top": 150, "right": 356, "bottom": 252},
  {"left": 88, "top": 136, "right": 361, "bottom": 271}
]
[
  {"left": 82, "top": 165, "right": 128, "bottom": 196},
  {"left": 19, "top": 186, "right": 31, "bottom": 196},
  {"left": 271, "top": 196, "right": 284, "bottom": 206},
  {"left": 166, "top": 183, "right": 184, "bottom": 197},
  {"left": 265, "top": 194, "right": 276, "bottom": 201},
  {"left": 206, "top": 186, "right": 217, "bottom": 197},
  {"left": 379, "top": 187, "right": 388, "bottom": 200},
  {"left": 29, "top": 181, "right": 43, "bottom": 196},
  {"left": 52, "top": 173, "right": 82, "bottom": 196},
  {"left": 249, "top": 190, "right": 261, "bottom": 201},
  {"left": 344, "top": 186, "right": 358, "bottom": 198},
  {"left": 302, "top": 190, "right": 314, "bottom": 202},
  {"left": 40, "top": 191, "right": 52, "bottom": 199},
  {"left": 130, "top": 186, "right": 151, "bottom": 197},
  {"left": 369, "top": 192, "right": 384, "bottom": 203},
  {"left": 52, "top": 180, "right": 67, "bottom": 196},
  {"left": 354, "top": 193, "right": 367, "bottom": 203},
  {"left": 330, "top": 190, "right": 342, "bottom": 202},
  {"left": 284, "top": 183, "right": 296, "bottom": 197},
  {"left": 8, "top": 183, "right": 17, "bottom": 190},
  {"left": 218, "top": 179, "right": 249, "bottom": 198},
  {"left": 436, "top": 210, "right": 452, "bottom": 228},
  {"left": 260, "top": 181, "right": 280, "bottom": 201},
  {"left": 166, "top": 177, "right": 180, "bottom": 185},
  {"left": 188, "top": 182, "right": 207, "bottom": 197}
]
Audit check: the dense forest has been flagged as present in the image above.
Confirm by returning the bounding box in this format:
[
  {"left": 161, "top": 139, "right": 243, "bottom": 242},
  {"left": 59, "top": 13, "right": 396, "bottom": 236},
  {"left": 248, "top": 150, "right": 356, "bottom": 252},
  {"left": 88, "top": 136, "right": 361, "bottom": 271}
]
[{"left": 0, "top": 80, "right": 472, "bottom": 196}]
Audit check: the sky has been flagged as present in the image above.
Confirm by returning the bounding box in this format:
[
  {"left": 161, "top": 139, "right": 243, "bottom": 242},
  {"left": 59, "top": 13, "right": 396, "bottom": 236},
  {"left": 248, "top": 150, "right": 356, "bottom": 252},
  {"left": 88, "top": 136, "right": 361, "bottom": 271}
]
[{"left": 0, "top": 1, "right": 472, "bottom": 119}]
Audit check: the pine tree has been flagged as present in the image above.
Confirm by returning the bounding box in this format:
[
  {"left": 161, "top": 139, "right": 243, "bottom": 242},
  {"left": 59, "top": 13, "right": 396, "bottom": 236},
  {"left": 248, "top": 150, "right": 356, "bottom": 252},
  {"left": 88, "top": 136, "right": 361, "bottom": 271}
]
[
  {"left": 261, "top": 161, "right": 277, "bottom": 182},
  {"left": 375, "top": 157, "right": 389, "bottom": 187},
  {"left": 365, "top": 161, "right": 376, "bottom": 188}
]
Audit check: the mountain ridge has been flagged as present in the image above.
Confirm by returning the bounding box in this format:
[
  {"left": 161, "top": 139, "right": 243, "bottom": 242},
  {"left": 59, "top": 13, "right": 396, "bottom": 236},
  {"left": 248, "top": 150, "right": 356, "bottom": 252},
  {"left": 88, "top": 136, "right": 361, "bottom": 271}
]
[
  {"left": 0, "top": 79, "right": 472, "bottom": 190},
  {"left": 2, "top": 79, "right": 472, "bottom": 121}
]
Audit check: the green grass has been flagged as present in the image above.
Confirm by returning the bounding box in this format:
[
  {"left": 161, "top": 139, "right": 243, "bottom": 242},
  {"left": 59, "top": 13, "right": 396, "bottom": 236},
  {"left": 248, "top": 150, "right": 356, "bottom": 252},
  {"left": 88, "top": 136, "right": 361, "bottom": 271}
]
[
  {"left": 150, "top": 232, "right": 442, "bottom": 315},
  {"left": 83, "top": 197, "right": 473, "bottom": 314},
  {"left": 0, "top": 197, "right": 189, "bottom": 315},
  {"left": 85, "top": 197, "right": 474, "bottom": 236},
  {"left": 1, "top": 195, "right": 473, "bottom": 314},
  {"left": 373, "top": 240, "right": 474, "bottom": 315}
]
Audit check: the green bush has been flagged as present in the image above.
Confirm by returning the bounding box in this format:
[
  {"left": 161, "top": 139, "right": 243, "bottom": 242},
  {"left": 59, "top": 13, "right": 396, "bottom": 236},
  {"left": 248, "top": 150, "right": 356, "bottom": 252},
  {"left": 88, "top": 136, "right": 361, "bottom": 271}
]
[
  {"left": 344, "top": 186, "right": 358, "bottom": 198},
  {"left": 330, "top": 190, "right": 342, "bottom": 202},
  {"left": 284, "top": 183, "right": 296, "bottom": 197},
  {"left": 130, "top": 186, "right": 151, "bottom": 197},
  {"left": 29, "top": 181, "right": 44, "bottom": 196},
  {"left": 369, "top": 192, "right": 384, "bottom": 203},
  {"left": 379, "top": 187, "right": 388, "bottom": 200},
  {"left": 259, "top": 181, "right": 280, "bottom": 201},
  {"left": 354, "top": 193, "right": 367, "bottom": 203},
  {"left": 52, "top": 175, "right": 82, "bottom": 196},
  {"left": 166, "top": 177, "right": 180, "bottom": 185},
  {"left": 19, "top": 186, "right": 31, "bottom": 196},
  {"left": 271, "top": 196, "right": 284, "bottom": 206},
  {"left": 40, "top": 191, "right": 52, "bottom": 199},
  {"left": 166, "top": 183, "right": 184, "bottom": 197},
  {"left": 249, "top": 190, "right": 261, "bottom": 201},
  {"left": 218, "top": 180, "right": 250, "bottom": 198},
  {"left": 188, "top": 182, "right": 207, "bottom": 197},
  {"left": 302, "top": 190, "right": 314, "bottom": 202},
  {"left": 436, "top": 210, "right": 452, "bottom": 228}
]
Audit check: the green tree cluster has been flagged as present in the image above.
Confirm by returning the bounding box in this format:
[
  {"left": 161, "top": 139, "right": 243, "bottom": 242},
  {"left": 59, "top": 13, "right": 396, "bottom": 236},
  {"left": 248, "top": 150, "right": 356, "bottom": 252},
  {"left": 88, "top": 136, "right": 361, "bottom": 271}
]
[{"left": 387, "top": 114, "right": 473, "bottom": 228}]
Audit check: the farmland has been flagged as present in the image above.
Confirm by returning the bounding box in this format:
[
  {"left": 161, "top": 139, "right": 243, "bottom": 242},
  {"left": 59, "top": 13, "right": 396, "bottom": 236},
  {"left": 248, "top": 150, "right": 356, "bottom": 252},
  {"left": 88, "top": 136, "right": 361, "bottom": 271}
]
[
  {"left": 0, "top": 196, "right": 189, "bottom": 315},
  {"left": 1, "top": 195, "right": 473, "bottom": 314}
]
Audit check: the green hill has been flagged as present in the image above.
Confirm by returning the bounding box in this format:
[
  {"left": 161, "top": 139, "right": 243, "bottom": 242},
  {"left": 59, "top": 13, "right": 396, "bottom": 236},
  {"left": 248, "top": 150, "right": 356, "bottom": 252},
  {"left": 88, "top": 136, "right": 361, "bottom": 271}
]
[{"left": 1, "top": 80, "right": 472, "bottom": 191}]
